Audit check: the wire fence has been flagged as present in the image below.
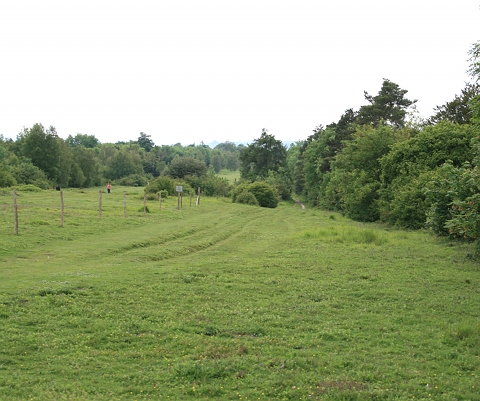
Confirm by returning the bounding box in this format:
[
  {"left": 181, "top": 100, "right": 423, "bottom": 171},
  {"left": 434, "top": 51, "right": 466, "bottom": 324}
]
[{"left": 0, "top": 187, "right": 201, "bottom": 235}]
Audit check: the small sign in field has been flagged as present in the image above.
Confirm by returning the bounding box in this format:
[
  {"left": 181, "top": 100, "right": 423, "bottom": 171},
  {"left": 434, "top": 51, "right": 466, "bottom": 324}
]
[{"left": 176, "top": 186, "right": 183, "bottom": 193}]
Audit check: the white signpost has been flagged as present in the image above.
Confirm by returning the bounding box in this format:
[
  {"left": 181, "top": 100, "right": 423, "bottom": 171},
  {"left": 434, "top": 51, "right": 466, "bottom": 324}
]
[{"left": 176, "top": 186, "right": 183, "bottom": 210}]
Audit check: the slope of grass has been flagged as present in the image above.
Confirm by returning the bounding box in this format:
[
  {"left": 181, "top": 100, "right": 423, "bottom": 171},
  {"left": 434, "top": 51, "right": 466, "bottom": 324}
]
[
  {"left": 217, "top": 169, "right": 239, "bottom": 184},
  {"left": 0, "top": 188, "right": 479, "bottom": 400}
]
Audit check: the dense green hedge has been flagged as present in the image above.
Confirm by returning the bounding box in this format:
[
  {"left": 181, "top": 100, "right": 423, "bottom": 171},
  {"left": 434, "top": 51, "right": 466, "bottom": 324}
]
[{"left": 232, "top": 181, "right": 279, "bottom": 208}]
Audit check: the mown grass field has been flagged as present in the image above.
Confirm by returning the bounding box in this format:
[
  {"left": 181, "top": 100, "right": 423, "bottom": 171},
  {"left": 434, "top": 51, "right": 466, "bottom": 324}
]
[
  {"left": 0, "top": 187, "right": 479, "bottom": 400},
  {"left": 217, "top": 170, "right": 239, "bottom": 184}
]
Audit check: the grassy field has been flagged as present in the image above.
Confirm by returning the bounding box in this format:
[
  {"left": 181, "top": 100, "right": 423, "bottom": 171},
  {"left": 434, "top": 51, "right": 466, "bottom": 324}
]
[
  {"left": 0, "top": 187, "right": 479, "bottom": 400},
  {"left": 217, "top": 170, "right": 239, "bottom": 184}
]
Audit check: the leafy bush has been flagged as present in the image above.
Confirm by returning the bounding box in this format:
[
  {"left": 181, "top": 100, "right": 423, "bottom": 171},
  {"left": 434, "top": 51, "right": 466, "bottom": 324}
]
[
  {"left": 232, "top": 181, "right": 279, "bottom": 208},
  {"left": 10, "top": 161, "right": 50, "bottom": 189},
  {"left": 319, "top": 125, "right": 397, "bottom": 220},
  {"left": 113, "top": 174, "right": 148, "bottom": 187},
  {"left": 342, "top": 173, "right": 381, "bottom": 222},
  {"left": 0, "top": 165, "right": 16, "bottom": 187},
  {"left": 441, "top": 165, "right": 480, "bottom": 244},
  {"left": 265, "top": 170, "right": 291, "bottom": 201},
  {"left": 14, "top": 184, "right": 43, "bottom": 192},
  {"left": 144, "top": 193, "right": 156, "bottom": 201},
  {"left": 146, "top": 176, "right": 176, "bottom": 196},
  {"left": 232, "top": 183, "right": 251, "bottom": 203},
  {"left": 379, "top": 171, "right": 437, "bottom": 229},
  {"left": 380, "top": 122, "right": 478, "bottom": 187},
  {"left": 165, "top": 156, "right": 208, "bottom": 179},
  {"left": 146, "top": 176, "right": 193, "bottom": 197},
  {"left": 448, "top": 194, "right": 480, "bottom": 240},
  {"left": 425, "top": 162, "right": 478, "bottom": 236},
  {"left": 144, "top": 189, "right": 168, "bottom": 201},
  {"left": 248, "top": 181, "right": 279, "bottom": 208},
  {"left": 235, "top": 191, "right": 259, "bottom": 206},
  {"left": 321, "top": 169, "right": 381, "bottom": 221},
  {"left": 184, "top": 174, "right": 232, "bottom": 197},
  {"left": 318, "top": 171, "right": 343, "bottom": 211}
]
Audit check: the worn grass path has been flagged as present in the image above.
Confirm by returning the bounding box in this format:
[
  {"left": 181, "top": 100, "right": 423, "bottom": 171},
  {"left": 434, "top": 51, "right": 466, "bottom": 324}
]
[{"left": 0, "top": 188, "right": 479, "bottom": 400}]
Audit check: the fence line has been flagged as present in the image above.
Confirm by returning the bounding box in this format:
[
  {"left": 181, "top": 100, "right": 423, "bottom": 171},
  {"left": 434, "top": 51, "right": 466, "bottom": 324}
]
[{"left": 5, "top": 188, "right": 201, "bottom": 235}]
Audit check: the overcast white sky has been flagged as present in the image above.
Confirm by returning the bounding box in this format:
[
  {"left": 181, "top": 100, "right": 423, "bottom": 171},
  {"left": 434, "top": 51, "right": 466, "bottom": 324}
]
[{"left": 1, "top": 1, "right": 479, "bottom": 146}]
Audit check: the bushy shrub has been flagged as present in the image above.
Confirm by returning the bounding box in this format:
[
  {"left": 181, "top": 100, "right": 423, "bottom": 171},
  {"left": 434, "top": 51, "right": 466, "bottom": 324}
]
[
  {"left": 14, "top": 184, "right": 43, "bottom": 192},
  {"left": 235, "top": 191, "right": 259, "bottom": 206},
  {"left": 146, "top": 176, "right": 176, "bottom": 196},
  {"left": 265, "top": 170, "right": 292, "bottom": 201},
  {"left": 144, "top": 193, "right": 157, "bottom": 201},
  {"left": 10, "top": 161, "right": 50, "bottom": 189},
  {"left": 184, "top": 174, "right": 232, "bottom": 197},
  {"left": 232, "top": 181, "right": 279, "bottom": 208},
  {"left": 379, "top": 171, "right": 438, "bottom": 229},
  {"left": 447, "top": 193, "right": 480, "bottom": 242},
  {"left": 320, "top": 169, "right": 381, "bottom": 221},
  {"left": 342, "top": 174, "right": 381, "bottom": 222},
  {"left": 232, "top": 183, "right": 251, "bottom": 203},
  {"left": 248, "top": 181, "right": 279, "bottom": 208},
  {"left": 0, "top": 165, "right": 16, "bottom": 187},
  {"left": 381, "top": 122, "right": 478, "bottom": 187},
  {"left": 113, "top": 174, "right": 148, "bottom": 187},
  {"left": 318, "top": 171, "right": 343, "bottom": 211},
  {"left": 144, "top": 189, "right": 168, "bottom": 201},
  {"left": 165, "top": 156, "right": 208, "bottom": 178},
  {"left": 425, "top": 162, "right": 478, "bottom": 236}
]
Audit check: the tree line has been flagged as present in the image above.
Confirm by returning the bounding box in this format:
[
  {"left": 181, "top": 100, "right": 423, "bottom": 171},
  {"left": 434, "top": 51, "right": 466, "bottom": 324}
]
[
  {"left": 0, "top": 129, "right": 242, "bottom": 189},
  {"left": 234, "top": 42, "right": 480, "bottom": 252}
]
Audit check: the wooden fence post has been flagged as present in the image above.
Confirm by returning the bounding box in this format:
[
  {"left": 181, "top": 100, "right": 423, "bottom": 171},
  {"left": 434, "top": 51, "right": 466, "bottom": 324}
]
[
  {"left": 144, "top": 192, "right": 147, "bottom": 217},
  {"left": 123, "top": 191, "right": 127, "bottom": 218},
  {"left": 60, "top": 190, "right": 64, "bottom": 227},
  {"left": 98, "top": 190, "right": 102, "bottom": 220},
  {"left": 196, "top": 187, "right": 201, "bottom": 205},
  {"left": 13, "top": 189, "right": 18, "bottom": 235},
  {"left": 190, "top": 190, "right": 192, "bottom": 207},
  {"left": 159, "top": 192, "right": 162, "bottom": 210}
]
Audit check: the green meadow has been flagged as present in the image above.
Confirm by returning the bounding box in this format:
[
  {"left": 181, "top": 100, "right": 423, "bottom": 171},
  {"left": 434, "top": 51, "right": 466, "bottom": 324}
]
[
  {"left": 217, "top": 170, "right": 240, "bottom": 184},
  {"left": 0, "top": 187, "right": 479, "bottom": 400}
]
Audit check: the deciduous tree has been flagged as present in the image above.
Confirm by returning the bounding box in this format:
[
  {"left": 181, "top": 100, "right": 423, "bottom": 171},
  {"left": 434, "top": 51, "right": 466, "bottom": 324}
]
[
  {"left": 468, "top": 41, "right": 480, "bottom": 124},
  {"left": 321, "top": 125, "right": 398, "bottom": 221},
  {"left": 165, "top": 156, "right": 207, "bottom": 179},
  {"left": 239, "top": 129, "right": 286, "bottom": 180},
  {"left": 20, "top": 123, "right": 62, "bottom": 183},
  {"left": 68, "top": 134, "right": 100, "bottom": 148},
  {"left": 137, "top": 132, "right": 155, "bottom": 152}
]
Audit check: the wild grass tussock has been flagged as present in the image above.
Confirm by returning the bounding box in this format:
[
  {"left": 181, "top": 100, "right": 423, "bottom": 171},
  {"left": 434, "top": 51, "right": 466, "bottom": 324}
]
[{"left": 300, "top": 225, "right": 389, "bottom": 245}]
